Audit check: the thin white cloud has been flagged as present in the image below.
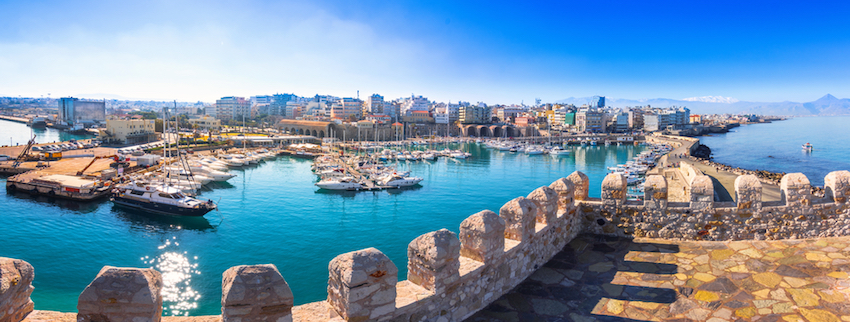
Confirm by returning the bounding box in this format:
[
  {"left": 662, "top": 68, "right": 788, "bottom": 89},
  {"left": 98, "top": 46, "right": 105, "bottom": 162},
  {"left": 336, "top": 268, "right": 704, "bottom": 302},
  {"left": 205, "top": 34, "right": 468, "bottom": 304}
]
[{"left": 0, "top": 2, "right": 456, "bottom": 102}]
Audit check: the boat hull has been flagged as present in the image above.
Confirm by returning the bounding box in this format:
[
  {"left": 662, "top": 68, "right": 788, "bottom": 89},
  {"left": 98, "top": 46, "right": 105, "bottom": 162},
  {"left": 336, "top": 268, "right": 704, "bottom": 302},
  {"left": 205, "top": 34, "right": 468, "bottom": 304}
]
[{"left": 111, "top": 196, "right": 214, "bottom": 217}]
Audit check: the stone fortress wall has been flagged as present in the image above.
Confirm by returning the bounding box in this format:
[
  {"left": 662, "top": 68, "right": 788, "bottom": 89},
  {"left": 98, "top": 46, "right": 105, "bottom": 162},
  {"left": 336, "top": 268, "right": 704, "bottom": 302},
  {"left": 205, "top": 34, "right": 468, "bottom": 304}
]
[{"left": 3, "top": 138, "right": 850, "bottom": 322}]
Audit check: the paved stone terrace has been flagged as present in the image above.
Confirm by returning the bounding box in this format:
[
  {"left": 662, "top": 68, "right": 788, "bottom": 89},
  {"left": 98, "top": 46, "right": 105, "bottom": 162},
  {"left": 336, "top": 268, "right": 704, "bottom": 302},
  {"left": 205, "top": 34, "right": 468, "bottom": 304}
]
[{"left": 467, "top": 234, "right": 850, "bottom": 322}]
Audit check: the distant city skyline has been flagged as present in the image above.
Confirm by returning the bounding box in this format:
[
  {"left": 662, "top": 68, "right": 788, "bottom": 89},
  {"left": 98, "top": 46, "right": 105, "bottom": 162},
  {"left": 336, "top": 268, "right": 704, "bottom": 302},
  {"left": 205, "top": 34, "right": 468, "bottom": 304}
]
[{"left": 1, "top": 0, "right": 848, "bottom": 104}]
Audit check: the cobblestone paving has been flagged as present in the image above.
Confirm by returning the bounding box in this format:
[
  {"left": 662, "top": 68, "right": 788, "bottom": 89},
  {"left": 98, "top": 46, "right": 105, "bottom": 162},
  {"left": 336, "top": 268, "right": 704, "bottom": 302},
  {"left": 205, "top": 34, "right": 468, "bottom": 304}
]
[{"left": 467, "top": 234, "right": 850, "bottom": 322}]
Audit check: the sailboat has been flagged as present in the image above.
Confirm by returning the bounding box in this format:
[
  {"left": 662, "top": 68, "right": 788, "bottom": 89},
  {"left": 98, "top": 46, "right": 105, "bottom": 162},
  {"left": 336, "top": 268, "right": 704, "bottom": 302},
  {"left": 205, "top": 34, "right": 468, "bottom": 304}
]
[{"left": 111, "top": 103, "right": 218, "bottom": 217}]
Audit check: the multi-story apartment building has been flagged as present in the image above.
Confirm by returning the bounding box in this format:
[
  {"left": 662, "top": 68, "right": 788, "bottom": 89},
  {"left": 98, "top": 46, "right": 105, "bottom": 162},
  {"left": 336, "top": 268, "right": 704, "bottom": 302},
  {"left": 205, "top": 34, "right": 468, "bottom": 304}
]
[
  {"left": 215, "top": 97, "right": 251, "bottom": 121},
  {"left": 459, "top": 104, "right": 491, "bottom": 124},
  {"left": 189, "top": 115, "right": 222, "bottom": 131},
  {"left": 102, "top": 117, "right": 157, "bottom": 144},
  {"left": 363, "top": 94, "right": 385, "bottom": 116},
  {"left": 58, "top": 97, "right": 106, "bottom": 126},
  {"left": 271, "top": 93, "right": 297, "bottom": 117},
  {"left": 628, "top": 109, "right": 645, "bottom": 130},
  {"left": 496, "top": 106, "right": 524, "bottom": 122},
  {"left": 400, "top": 95, "right": 430, "bottom": 116},
  {"left": 330, "top": 98, "right": 362, "bottom": 120},
  {"left": 433, "top": 107, "right": 449, "bottom": 124},
  {"left": 613, "top": 112, "right": 630, "bottom": 133},
  {"left": 576, "top": 108, "right": 604, "bottom": 133},
  {"left": 589, "top": 96, "right": 605, "bottom": 108}
]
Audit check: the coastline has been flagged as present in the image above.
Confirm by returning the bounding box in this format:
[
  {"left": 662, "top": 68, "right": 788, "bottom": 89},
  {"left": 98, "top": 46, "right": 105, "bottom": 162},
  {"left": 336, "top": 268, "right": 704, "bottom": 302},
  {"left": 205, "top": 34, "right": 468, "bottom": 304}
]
[{"left": 688, "top": 118, "right": 828, "bottom": 194}]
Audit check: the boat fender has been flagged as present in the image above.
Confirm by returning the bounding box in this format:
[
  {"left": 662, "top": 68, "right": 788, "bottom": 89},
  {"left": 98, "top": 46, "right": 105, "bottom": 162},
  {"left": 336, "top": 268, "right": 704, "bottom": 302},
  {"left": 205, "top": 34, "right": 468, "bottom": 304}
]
[{"left": 146, "top": 186, "right": 150, "bottom": 191}]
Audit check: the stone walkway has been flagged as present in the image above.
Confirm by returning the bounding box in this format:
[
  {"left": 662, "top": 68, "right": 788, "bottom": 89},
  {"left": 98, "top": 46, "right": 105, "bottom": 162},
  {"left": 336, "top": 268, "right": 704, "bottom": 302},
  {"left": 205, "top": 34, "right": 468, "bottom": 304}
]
[{"left": 467, "top": 234, "right": 850, "bottom": 322}]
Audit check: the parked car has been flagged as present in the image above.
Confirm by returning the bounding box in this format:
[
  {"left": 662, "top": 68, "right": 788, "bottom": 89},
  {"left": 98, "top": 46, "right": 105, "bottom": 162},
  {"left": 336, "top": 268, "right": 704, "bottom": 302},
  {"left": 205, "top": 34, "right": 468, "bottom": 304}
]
[
  {"left": 0, "top": 154, "right": 13, "bottom": 161},
  {"left": 32, "top": 146, "right": 43, "bottom": 151}
]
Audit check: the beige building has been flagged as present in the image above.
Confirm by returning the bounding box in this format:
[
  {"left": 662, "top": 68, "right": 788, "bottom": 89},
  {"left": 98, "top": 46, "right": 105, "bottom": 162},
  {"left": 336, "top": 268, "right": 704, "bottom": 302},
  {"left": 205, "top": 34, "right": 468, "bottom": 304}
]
[
  {"left": 189, "top": 116, "right": 222, "bottom": 130},
  {"left": 102, "top": 117, "right": 157, "bottom": 144}
]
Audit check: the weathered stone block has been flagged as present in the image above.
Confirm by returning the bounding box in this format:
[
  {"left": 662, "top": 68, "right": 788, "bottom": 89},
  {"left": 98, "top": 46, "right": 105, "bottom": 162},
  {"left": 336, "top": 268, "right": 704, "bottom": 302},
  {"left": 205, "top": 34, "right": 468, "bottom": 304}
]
[
  {"left": 499, "top": 197, "right": 537, "bottom": 242},
  {"left": 566, "top": 171, "right": 589, "bottom": 201},
  {"left": 0, "top": 257, "right": 34, "bottom": 322},
  {"left": 689, "top": 175, "right": 714, "bottom": 211},
  {"left": 222, "top": 264, "right": 293, "bottom": 322},
  {"left": 780, "top": 173, "right": 811, "bottom": 206},
  {"left": 643, "top": 175, "right": 668, "bottom": 212},
  {"left": 407, "top": 229, "right": 460, "bottom": 293},
  {"left": 735, "top": 175, "right": 762, "bottom": 212},
  {"left": 328, "top": 248, "right": 397, "bottom": 321},
  {"left": 459, "top": 210, "right": 505, "bottom": 264},
  {"left": 77, "top": 266, "right": 163, "bottom": 322},
  {"left": 548, "top": 177, "right": 576, "bottom": 213},
  {"left": 527, "top": 186, "right": 558, "bottom": 225},
  {"left": 601, "top": 173, "right": 627, "bottom": 208},
  {"left": 824, "top": 170, "right": 850, "bottom": 204}
]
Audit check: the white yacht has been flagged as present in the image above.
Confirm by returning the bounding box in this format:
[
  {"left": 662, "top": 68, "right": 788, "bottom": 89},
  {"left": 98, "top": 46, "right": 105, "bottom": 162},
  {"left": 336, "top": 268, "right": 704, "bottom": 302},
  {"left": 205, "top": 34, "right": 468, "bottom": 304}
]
[
  {"left": 548, "top": 146, "right": 570, "bottom": 156},
  {"left": 315, "top": 177, "right": 364, "bottom": 191},
  {"left": 378, "top": 175, "right": 423, "bottom": 188}
]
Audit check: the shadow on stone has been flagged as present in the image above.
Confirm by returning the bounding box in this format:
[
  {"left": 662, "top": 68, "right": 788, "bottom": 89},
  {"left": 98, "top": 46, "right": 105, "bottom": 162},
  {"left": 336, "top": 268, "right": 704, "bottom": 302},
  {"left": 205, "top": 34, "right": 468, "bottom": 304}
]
[{"left": 466, "top": 234, "right": 681, "bottom": 322}]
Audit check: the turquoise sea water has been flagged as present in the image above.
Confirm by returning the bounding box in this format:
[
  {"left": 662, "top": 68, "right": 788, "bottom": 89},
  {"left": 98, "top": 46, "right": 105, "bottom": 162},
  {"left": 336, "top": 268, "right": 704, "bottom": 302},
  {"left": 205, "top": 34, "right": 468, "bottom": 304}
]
[
  {"left": 0, "top": 139, "right": 646, "bottom": 316},
  {"left": 0, "top": 119, "right": 93, "bottom": 146},
  {"left": 698, "top": 116, "right": 850, "bottom": 186}
]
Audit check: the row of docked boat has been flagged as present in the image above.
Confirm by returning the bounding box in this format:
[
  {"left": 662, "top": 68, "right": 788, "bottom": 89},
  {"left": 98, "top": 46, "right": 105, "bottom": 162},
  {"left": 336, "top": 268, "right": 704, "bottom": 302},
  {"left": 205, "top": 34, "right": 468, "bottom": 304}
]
[
  {"left": 375, "top": 148, "right": 472, "bottom": 161},
  {"left": 110, "top": 148, "right": 283, "bottom": 217},
  {"left": 312, "top": 154, "right": 424, "bottom": 191},
  {"left": 606, "top": 144, "right": 673, "bottom": 200},
  {"left": 483, "top": 140, "right": 571, "bottom": 156}
]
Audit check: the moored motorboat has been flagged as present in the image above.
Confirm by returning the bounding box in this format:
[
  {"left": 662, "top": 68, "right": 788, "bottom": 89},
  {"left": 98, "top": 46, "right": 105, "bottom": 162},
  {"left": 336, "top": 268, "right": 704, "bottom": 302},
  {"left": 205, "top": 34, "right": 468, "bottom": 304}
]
[
  {"left": 111, "top": 182, "right": 216, "bottom": 217},
  {"left": 315, "top": 177, "right": 364, "bottom": 190}
]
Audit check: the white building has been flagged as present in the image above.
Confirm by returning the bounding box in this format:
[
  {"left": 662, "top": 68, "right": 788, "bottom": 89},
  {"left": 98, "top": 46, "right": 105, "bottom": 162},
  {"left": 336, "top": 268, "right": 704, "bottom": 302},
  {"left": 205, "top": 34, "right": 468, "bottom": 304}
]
[
  {"left": 102, "top": 117, "right": 157, "bottom": 144},
  {"left": 400, "top": 95, "right": 430, "bottom": 116}
]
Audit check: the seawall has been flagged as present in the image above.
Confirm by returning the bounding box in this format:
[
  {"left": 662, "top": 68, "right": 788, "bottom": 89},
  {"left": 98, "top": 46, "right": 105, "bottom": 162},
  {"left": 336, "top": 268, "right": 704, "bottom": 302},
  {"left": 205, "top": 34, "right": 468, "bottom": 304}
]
[{"left": 4, "top": 165, "right": 850, "bottom": 321}]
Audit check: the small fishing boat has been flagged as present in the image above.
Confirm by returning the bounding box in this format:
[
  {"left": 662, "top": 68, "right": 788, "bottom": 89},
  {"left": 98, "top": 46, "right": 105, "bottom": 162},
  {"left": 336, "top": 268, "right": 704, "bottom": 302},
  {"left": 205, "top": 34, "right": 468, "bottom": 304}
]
[{"left": 802, "top": 142, "right": 813, "bottom": 151}]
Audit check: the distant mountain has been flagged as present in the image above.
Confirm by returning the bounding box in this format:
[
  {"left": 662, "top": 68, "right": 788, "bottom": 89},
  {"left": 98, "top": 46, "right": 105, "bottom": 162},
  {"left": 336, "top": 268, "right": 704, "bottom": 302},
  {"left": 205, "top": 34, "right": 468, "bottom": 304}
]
[
  {"left": 555, "top": 94, "right": 850, "bottom": 116},
  {"left": 682, "top": 96, "right": 739, "bottom": 104}
]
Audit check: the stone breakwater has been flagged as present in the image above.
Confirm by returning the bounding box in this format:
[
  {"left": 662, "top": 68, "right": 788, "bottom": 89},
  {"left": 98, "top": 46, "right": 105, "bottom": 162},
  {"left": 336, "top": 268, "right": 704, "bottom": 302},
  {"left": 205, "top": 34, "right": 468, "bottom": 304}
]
[{"left": 4, "top": 168, "right": 850, "bottom": 322}]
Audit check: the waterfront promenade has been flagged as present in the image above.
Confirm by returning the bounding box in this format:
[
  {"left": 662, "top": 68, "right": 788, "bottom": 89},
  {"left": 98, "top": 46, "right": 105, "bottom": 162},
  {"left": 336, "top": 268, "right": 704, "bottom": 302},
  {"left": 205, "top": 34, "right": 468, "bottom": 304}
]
[{"left": 655, "top": 135, "right": 781, "bottom": 202}]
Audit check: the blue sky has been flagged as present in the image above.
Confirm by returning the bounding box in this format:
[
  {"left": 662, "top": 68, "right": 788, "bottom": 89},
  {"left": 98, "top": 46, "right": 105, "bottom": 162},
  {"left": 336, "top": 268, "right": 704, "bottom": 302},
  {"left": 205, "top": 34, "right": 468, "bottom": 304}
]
[{"left": 1, "top": 0, "right": 848, "bottom": 104}]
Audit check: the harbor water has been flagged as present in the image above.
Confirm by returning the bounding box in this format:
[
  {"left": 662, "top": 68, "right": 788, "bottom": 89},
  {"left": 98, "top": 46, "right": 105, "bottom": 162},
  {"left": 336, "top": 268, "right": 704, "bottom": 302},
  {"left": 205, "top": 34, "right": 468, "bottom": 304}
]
[
  {"left": 1, "top": 141, "right": 646, "bottom": 316},
  {"left": 699, "top": 116, "right": 850, "bottom": 186},
  {"left": 0, "top": 119, "right": 93, "bottom": 146}
]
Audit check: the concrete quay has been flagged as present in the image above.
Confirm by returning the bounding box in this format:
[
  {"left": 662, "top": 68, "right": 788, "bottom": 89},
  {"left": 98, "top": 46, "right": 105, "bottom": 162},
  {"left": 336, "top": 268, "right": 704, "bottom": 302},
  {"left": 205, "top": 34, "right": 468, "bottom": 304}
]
[{"left": 648, "top": 134, "right": 781, "bottom": 202}]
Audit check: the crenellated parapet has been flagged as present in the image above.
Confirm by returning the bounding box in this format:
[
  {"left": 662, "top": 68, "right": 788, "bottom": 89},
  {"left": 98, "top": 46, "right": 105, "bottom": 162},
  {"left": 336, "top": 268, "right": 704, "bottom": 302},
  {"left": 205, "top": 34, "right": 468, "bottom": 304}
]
[
  {"left": 581, "top": 170, "right": 850, "bottom": 241},
  {"left": 6, "top": 169, "right": 850, "bottom": 321}
]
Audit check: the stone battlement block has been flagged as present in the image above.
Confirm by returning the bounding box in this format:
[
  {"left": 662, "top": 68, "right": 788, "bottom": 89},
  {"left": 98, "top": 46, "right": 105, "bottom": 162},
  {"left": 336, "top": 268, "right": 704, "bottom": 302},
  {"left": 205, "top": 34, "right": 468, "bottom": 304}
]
[
  {"left": 328, "top": 248, "right": 397, "bottom": 321},
  {"left": 0, "top": 257, "right": 35, "bottom": 322},
  {"left": 459, "top": 210, "right": 505, "bottom": 264},
  {"left": 735, "top": 175, "right": 762, "bottom": 211},
  {"left": 825, "top": 170, "right": 850, "bottom": 204},
  {"left": 602, "top": 173, "right": 627, "bottom": 207},
  {"left": 527, "top": 186, "right": 558, "bottom": 224},
  {"left": 222, "top": 264, "right": 293, "bottom": 322},
  {"left": 77, "top": 266, "right": 163, "bottom": 322},
  {"left": 567, "top": 171, "right": 589, "bottom": 201},
  {"left": 407, "top": 229, "right": 460, "bottom": 293},
  {"left": 689, "top": 175, "right": 714, "bottom": 211},
  {"left": 643, "top": 175, "right": 668, "bottom": 212},
  {"left": 548, "top": 177, "right": 576, "bottom": 213},
  {"left": 500, "top": 197, "right": 537, "bottom": 242},
  {"left": 780, "top": 173, "right": 812, "bottom": 206}
]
